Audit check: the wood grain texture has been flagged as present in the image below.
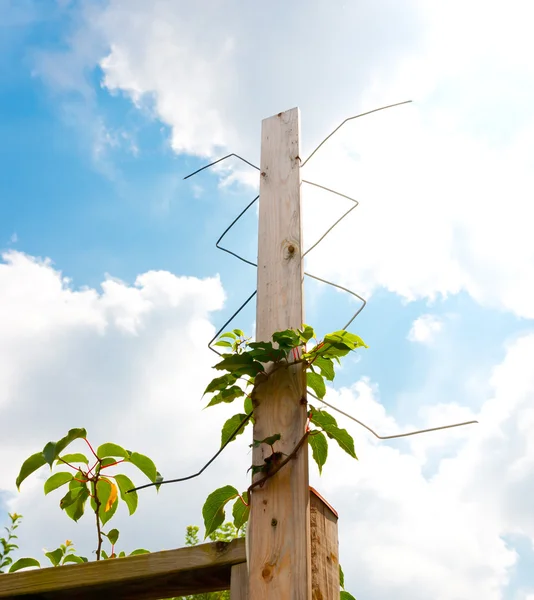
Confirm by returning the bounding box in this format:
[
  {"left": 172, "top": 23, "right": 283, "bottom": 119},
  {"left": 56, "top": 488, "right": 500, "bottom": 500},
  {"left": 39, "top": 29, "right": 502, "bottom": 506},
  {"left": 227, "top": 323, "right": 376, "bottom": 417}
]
[
  {"left": 250, "top": 107, "right": 311, "bottom": 600},
  {"left": 230, "top": 563, "right": 249, "bottom": 600},
  {"left": 310, "top": 488, "right": 340, "bottom": 600},
  {"left": 0, "top": 539, "right": 245, "bottom": 599}
]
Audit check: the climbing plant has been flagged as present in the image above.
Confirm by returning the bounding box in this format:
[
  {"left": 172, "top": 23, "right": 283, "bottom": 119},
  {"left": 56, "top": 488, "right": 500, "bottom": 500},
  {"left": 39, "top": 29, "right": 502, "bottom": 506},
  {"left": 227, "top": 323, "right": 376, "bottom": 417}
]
[{"left": 7, "top": 324, "right": 364, "bottom": 599}]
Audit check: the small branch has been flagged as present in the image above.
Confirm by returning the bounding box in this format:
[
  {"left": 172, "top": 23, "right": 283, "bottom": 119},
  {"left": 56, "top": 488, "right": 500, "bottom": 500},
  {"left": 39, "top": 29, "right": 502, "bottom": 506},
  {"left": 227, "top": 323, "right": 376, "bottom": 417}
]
[
  {"left": 248, "top": 432, "right": 309, "bottom": 495},
  {"left": 84, "top": 438, "right": 99, "bottom": 461},
  {"left": 100, "top": 459, "right": 125, "bottom": 470},
  {"left": 57, "top": 457, "right": 83, "bottom": 472},
  {"left": 93, "top": 480, "right": 103, "bottom": 561}
]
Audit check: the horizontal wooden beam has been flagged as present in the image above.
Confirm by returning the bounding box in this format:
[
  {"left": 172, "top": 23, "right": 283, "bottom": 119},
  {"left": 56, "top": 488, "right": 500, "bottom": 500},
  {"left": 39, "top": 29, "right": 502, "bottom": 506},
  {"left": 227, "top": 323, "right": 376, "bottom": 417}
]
[{"left": 0, "top": 539, "right": 246, "bottom": 600}]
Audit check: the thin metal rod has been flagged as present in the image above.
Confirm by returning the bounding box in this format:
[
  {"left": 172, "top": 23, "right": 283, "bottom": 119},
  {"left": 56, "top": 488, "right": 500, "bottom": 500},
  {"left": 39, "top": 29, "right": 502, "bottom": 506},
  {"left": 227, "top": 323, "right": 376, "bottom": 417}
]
[
  {"left": 216, "top": 195, "right": 259, "bottom": 267},
  {"left": 300, "top": 100, "right": 412, "bottom": 168},
  {"left": 184, "top": 153, "right": 260, "bottom": 180},
  {"left": 309, "top": 392, "right": 478, "bottom": 440},
  {"left": 208, "top": 290, "right": 257, "bottom": 355},
  {"left": 301, "top": 180, "right": 358, "bottom": 258},
  {"left": 304, "top": 272, "right": 366, "bottom": 331}
]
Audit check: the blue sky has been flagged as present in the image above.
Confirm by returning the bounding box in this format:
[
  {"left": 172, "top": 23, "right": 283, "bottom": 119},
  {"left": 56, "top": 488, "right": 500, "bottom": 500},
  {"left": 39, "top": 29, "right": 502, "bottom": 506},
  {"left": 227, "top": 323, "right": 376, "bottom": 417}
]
[{"left": 1, "top": 2, "right": 534, "bottom": 599}]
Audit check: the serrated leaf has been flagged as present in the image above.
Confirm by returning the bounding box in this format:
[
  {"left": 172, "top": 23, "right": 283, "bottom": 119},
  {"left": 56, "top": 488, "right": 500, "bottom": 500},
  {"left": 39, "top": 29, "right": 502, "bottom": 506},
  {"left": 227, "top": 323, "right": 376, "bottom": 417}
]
[
  {"left": 221, "top": 413, "right": 249, "bottom": 448},
  {"left": 202, "top": 485, "right": 239, "bottom": 539},
  {"left": 106, "top": 528, "right": 119, "bottom": 545},
  {"left": 55, "top": 428, "right": 88, "bottom": 455},
  {"left": 56, "top": 453, "right": 89, "bottom": 466},
  {"left": 307, "top": 371, "right": 326, "bottom": 399},
  {"left": 97, "top": 443, "right": 130, "bottom": 459},
  {"left": 44, "top": 472, "right": 73, "bottom": 495},
  {"left": 340, "top": 591, "right": 357, "bottom": 600},
  {"left": 44, "top": 548, "right": 63, "bottom": 567},
  {"left": 312, "top": 356, "right": 335, "bottom": 381},
  {"left": 42, "top": 442, "right": 57, "bottom": 468},
  {"left": 232, "top": 493, "right": 250, "bottom": 529},
  {"left": 8, "top": 557, "right": 40, "bottom": 573},
  {"left": 207, "top": 385, "right": 245, "bottom": 408},
  {"left": 308, "top": 431, "right": 328, "bottom": 474},
  {"left": 310, "top": 410, "right": 357, "bottom": 459},
  {"left": 204, "top": 373, "right": 238, "bottom": 396},
  {"left": 129, "top": 548, "right": 150, "bottom": 556},
  {"left": 16, "top": 452, "right": 46, "bottom": 490},
  {"left": 115, "top": 474, "right": 138, "bottom": 515},
  {"left": 129, "top": 452, "right": 157, "bottom": 483}
]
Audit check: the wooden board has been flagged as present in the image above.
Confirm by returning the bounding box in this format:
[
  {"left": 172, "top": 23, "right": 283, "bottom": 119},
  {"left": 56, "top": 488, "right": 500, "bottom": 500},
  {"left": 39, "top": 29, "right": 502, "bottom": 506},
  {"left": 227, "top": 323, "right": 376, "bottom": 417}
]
[
  {"left": 0, "top": 539, "right": 245, "bottom": 599},
  {"left": 250, "top": 107, "right": 311, "bottom": 600}
]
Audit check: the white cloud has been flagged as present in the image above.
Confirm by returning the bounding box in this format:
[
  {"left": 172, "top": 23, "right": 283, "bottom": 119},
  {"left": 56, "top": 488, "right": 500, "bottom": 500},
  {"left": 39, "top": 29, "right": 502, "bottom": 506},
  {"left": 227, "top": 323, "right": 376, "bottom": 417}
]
[
  {"left": 1, "top": 251, "right": 534, "bottom": 598},
  {"left": 408, "top": 314, "right": 444, "bottom": 344},
  {"left": 44, "top": 0, "right": 533, "bottom": 319}
]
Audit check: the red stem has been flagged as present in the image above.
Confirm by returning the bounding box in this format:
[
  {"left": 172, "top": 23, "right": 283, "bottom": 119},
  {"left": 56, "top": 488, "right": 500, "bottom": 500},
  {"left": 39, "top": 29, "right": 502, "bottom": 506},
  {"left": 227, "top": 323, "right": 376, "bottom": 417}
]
[
  {"left": 84, "top": 438, "right": 99, "bottom": 460},
  {"left": 100, "top": 459, "right": 125, "bottom": 470}
]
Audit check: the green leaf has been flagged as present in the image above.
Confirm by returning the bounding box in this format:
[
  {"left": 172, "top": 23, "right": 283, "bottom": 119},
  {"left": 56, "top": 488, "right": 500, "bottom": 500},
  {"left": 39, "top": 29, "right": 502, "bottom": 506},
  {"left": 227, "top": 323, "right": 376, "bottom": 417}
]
[
  {"left": 56, "top": 453, "right": 89, "bottom": 466},
  {"left": 214, "top": 340, "right": 233, "bottom": 348},
  {"left": 114, "top": 474, "right": 138, "bottom": 515},
  {"left": 129, "top": 548, "right": 150, "bottom": 556},
  {"left": 244, "top": 395, "right": 253, "bottom": 415},
  {"left": 246, "top": 341, "right": 286, "bottom": 362},
  {"left": 129, "top": 452, "right": 157, "bottom": 483},
  {"left": 233, "top": 328, "right": 245, "bottom": 337},
  {"left": 118, "top": 551, "right": 126, "bottom": 558},
  {"left": 106, "top": 528, "right": 120, "bottom": 545},
  {"left": 55, "top": 428, "right": 88, "bottom": 455},
  {"left": 232, "top": 493, "right": 250, "bottom": 529},
  {"left": 312, "top": 356, "right": 335, "bottom": 381},
  {"left": 340, "top": 564, "right": 345, "bottom": 588},
  {"left": 8, "top": 557, "right": 40, "bottom": 573},
  {"left": 307, "top": 371, "right": 326, "bottom": 399},
  {"left": 44, "top": 472, "right": 73, "bottom": 495},
  {"left": 97, "top": 443, "right": 130, "bottom": 459},
  {"left": 44, "top": 548, "right": 63, "bottom": 567},
  {"left": 219, "top": 331, "right": 237, "bottom": 340},
  {"left": 298, "top": 324, "right": 315, "bottom": 343},
  {"left": 59, "top": 488, "right": 83, "bottom": 510},
  {"left": 202, "top": 485, "right": 239, "bottom": 539},
  {"left": 206, "top": 385, "right": 245, "bottom": 408},
  {"left": 16, "top": 452, "right": 46, "bottom": 489},
  {"left": 204, "top": 373, "right": 238, "bottom": 395},
  {"left": 100, "top": 457, "right": 117, "bottom": 467},
  {"left": 101, "top": 550, "right": 109, "bottom": 560},
  {"left": 221, "top": 413, "right": 249, "bottom": 448},
  {"left": 310, "top": 409, "right": 357, "bottom": 459},
  {"left": 42, "top": 442, "right": 57, "bottom": 468},
  {"left": 62, "top": 555, "right": 86, "bottom": 565},
  {"left": 213, "top": 354, "right": 264, "bottom": 378},
  {"left": 251, "top": 433, "right": 281, "bottom": 448},
  {"left": 340, "top": 591, "right": 357, "bottom": 600},
  {"left": 324, "top": 330, "right": 368, "bottom": 350},
  {"left": 64, "top": 487, "right": 89, "bottom": 522},
  {"left": 100, "top": 496, "right": 118, "bottom": 526},
  {"left": 308, "top": 431, "right": 328, "bottom": 474},
  {"left": 272, "top": 329, "right": 300, "bottom": 349},
  {"left": 96, "top": 478, "right": 112, "bottom": 522}
]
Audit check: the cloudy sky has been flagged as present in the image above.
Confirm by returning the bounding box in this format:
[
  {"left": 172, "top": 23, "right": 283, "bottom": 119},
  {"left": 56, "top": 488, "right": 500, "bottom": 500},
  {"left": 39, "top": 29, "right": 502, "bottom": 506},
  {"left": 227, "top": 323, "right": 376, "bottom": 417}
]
[{"left": 1, "top": 0, "right": 534, "bottom": 598}]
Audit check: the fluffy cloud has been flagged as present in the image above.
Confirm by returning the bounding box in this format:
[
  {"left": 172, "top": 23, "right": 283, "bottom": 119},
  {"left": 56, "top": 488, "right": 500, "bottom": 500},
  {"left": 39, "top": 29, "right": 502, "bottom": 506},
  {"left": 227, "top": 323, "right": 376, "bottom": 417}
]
[
  {"left": 46, "top": 0, "right": 533, "bottom": 320},
  {"left": 2, "top": 251, "right": 534, "bottom": 598},
  {"left": 312, "top": 331, "right": 534, "bottom": 599},
  {"left": 408, "top": 314, "right": 444, "bottom": 344}
]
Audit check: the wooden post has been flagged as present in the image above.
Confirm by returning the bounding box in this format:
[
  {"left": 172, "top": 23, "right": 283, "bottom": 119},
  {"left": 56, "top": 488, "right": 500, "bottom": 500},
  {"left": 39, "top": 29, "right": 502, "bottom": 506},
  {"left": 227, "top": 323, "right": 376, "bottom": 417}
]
[
  {"left": 310, "top": 488, "right": 340, "bottom": 599},
  {"left": 249, "top": 107, "right": 311, "bottom": 599}
]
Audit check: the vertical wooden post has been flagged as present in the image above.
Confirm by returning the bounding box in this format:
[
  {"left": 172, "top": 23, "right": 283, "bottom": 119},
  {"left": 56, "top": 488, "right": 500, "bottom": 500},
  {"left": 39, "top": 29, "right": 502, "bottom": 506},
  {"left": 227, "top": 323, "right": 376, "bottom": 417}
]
[
  {"left": 249, "top": 108, "right": 311, "bottom": 599},
  {"left": 310, "top": 488, "right": 340, "bottom": 599},
  {"left": 230, "top": 563, "right": 249, "bottom": 600}
]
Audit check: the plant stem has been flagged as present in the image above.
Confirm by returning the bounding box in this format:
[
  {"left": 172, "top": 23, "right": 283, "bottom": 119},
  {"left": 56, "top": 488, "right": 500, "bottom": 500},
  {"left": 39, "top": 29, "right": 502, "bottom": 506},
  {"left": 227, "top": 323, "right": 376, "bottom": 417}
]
[{"left": 93, "top": 478, "right": 103, "bottom": 560}]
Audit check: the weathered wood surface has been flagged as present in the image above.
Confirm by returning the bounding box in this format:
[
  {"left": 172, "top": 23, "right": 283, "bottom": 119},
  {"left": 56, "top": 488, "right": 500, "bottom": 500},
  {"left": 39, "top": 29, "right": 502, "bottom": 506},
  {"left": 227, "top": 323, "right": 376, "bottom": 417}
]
[
  {"left": 250, "top": 107, "right": 311, "bottom": 600},
  {"left": 0, "top": 539, "right": 245, "bottom": 599},
  {"left": 310, "top": 487, "right": 340, "bottom": 599},
  {"left": 230, "top": 562, "right": 249, "bottom": 600}
]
